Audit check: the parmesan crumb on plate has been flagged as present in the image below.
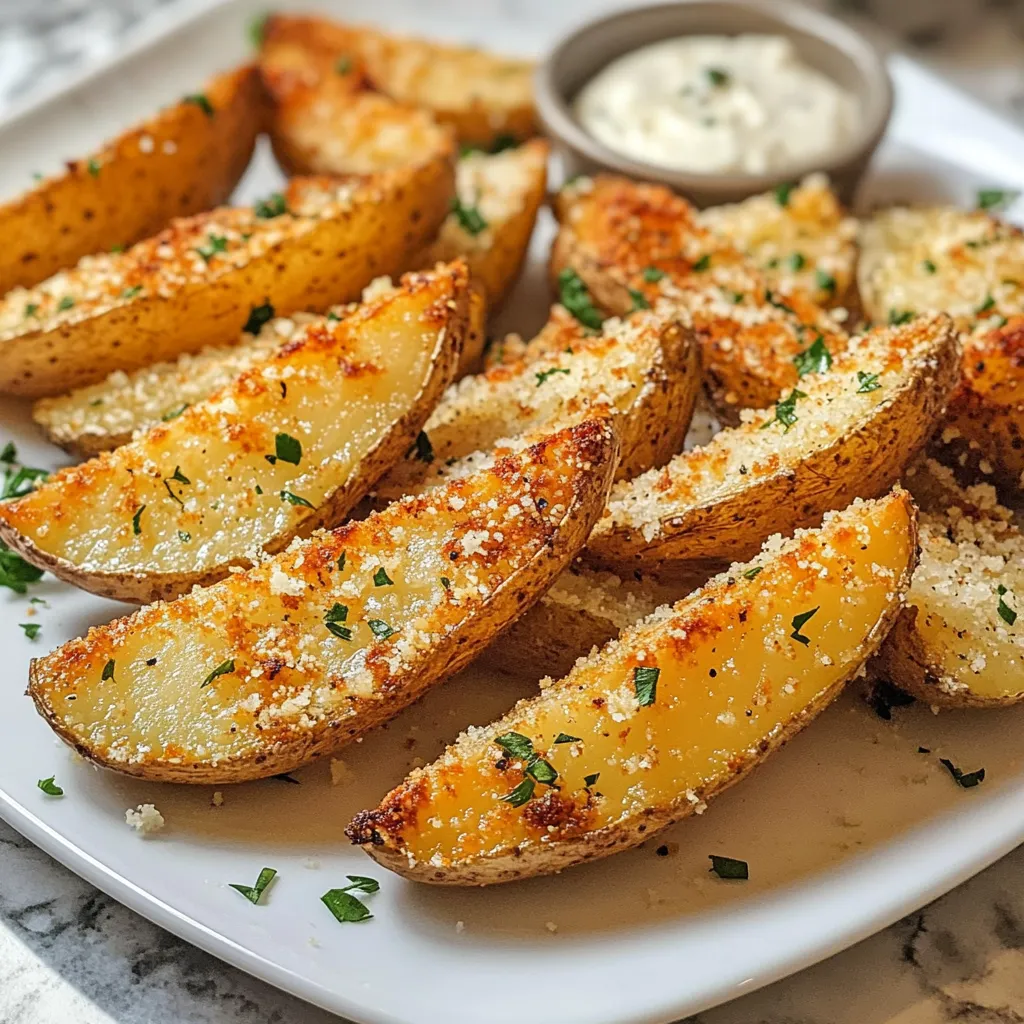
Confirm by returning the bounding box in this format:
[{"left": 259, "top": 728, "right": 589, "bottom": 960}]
[{"left": 125, "top": 803, "right": 165, "bottom": 835}]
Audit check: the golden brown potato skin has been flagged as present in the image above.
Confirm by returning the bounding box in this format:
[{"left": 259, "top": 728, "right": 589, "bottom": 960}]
[
  {"left": 260, "top": 14, "right": 535, "bottom": 148},
  {"left": 0, "top": 65, "right": 265, "bottom": 295},
  {"left": 0, "top": 163, "right": 454, "bottom": 398},
  {"left": 551, "top": 176, "right": 848, "bottom": 421},
  {"left": 28, "top": 417, "right": 619, "bottom": 784}
]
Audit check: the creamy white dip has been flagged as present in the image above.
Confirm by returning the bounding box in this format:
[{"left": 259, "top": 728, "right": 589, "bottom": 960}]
[{"left": 573, "top": 34, "right": 860, "bottom": 175}]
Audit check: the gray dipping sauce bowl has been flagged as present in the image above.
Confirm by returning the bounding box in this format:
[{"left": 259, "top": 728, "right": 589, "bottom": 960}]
[{"left": 536, "top": 0, "right": 894, "bottom": 206}]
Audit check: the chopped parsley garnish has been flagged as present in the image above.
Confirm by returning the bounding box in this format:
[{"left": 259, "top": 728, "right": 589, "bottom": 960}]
[
  {"left": 488, "top": 133, "right": 519, "bottom": 153},
  {"left": 163, "top": 466, "right": 190, "bottom": 505},
  {"left": 24, "top": 303, "right": 38, "bottom": 318},
  {"left": 0, "top": 555, "right": 40, "bottom": 594},
  {"left": 792, "top": 336, "right": 831, "bottom": 378},
  {"left": 201, "top": 659, "right": 235, "bottom": 688},
  {"left": 132, "top": 506, "right": 145, "bottom": 535},
  {"left": 162, "top": 404, "right": 188, "bottom": 421},
  {"left": 742, "top": 566, "right": 763, "bottom": 580},
  {"left": 450, "top": 196, "right": 488, "bottom": 236},
  {"left": 325, "top": 603, "right": 352, "bottom": 641},
  {"left": 37, "top": 776, "right": 63, "bottom": 797},
  {"left": 535, "top": 366, "right": 571, "bottom": 386},
  {"left": 529, "top": 758, "right": 558, "bottom": 784},
  {"left": 271, "top": 432, "right": 302, "bottom": 466},
  {"left": 321, "top": 876, "right": 380, "bottom": 924},
  {"left": 196, "top": 233, "right": 228, "bottom": 262},
  {"left": 0, "top": 442, "right": 15, "bottom": 464},
  {"left": 997, "top": 584, "right": 1017, "bottom": 626},
  {"left": 121, "top": 285, "right": 142, "bottom": 300},
  {"left": 692, "top": 254, "right": 711, "bottom": 272},
  {"left": 254, "top": 484, "right": 263, "bottom": 495},
  {"left": 335, "top": 56, "right": 353, "bottom": 75},
  {"left": 440, "top": 576, "right": 451, "bottom": 590},
  {"left": 101, "top": 659, "right": 116, "bottom": 682},
  {"left": 496, "top": 732, "right": 534, "bottom": 760},
  {"left": 787, "top": 252, "right": 806, "bottom": 271},
  {"left": 178, "top": 530, "right": 191, "bottom": 543},
  {"left": 57, "top": 296, "right": 75, "bottom": 312},
  {"left": 764, "top": 289, "right": 794, "bottom": 314},
  {"left": 243, "top": 302, "right": 275, "bottom": 335},
  {"left": 760, "top": 388, "right": 806, "bottom": 433},
  {"left": 280, "top": 490, "right": 315, "bottom": 508},
  {"left": 557, "top": 268, "right": 604, "bottom": 331},
  {"left": 705, "top": 67, "right": 731, "bottom": 87},
  {"left": 888, "top": 308, "right": 914, "bottom": 325},
  {"left": 583, "top": 772, "right": 600, "bottom": 788},
  {"left": 976, "top": 294, "right": 996, "bottom": 314},
  {"left": 628, "top": 288, "right": 650, "bottom": 311},
  {"left": 337, "top": 552, "right": 346, "bottom": 571},
  {"left": 634, "top": 665, "right": 660, "bottom": 707},
  {"left": 709, "top": 854, "right": 748, "bottom": 880},
  {"left": 19, "top": 622, "right": 40, "bottom": 640},
  {"left": 373, "top": 566, "right": 393, "bottom": 587},
  {"left": 254, "top": 192, "right": 288, "bottom": 219},
  {"left": 411, "top": 431, "right": 433, "bottom": 463},
  {"left": 2, "top": 459, "right": 47, "bottom": 501},
  {"left": 774, "top": 182, "right": 795, "bottom": 206},
  {"left": 248, "top": 12, "right": 268, "bottom": 46},
  {"left": 229, "top": 867, "right": 277, "bottom": 905},
  {"left": 184, "top": 92, "right": 215, "bottom": 117},
  {"left": 790, "top": 607, "right": 819, "bottom": 645},
  {"left": 500, "top": 778, "right": 535, "bottom": 807},
  {"left": 554, "top": 733, "right": 581, "bottom": 744},
  {"left": 815, "top": 269, "right": 836, "bottom": 294},
  {"left": 868, "top": 679, "right": 915, "bottom": 720},
  {"left": 86, "top": 158, "right": 101, "bottom": 178},
  {"left": 922, "top": 259, "right": 937, "bottom": 274},
  {"left": 367, "top": 619, "right": 397, "bottom": 640},
  {"left": 977, "top": 188, "right": 1019, "bottom": 212},
  {"left": 642, "top": 266, "right": 665, "bottom": 283},
  {"left": 856, "top": 370, "right": 881, "bottom": 393},
  {"left": 940, "top": 758, "right": 985, "bottom": 789}
]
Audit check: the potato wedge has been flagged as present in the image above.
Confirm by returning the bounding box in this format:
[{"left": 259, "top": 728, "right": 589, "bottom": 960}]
[
  {"left": 29, "top": 416, "right": 619, "bottom": 783},
  {"left": 0, "top": 161, "right": 454, "bottom": 398},
  {"left": 261, "top": 14, "right": 535, "bottom": 148},
  {"left": 699, "top": 174, "right": 858, "bottom": 309},
  {"left": 586, "top": 314, "right": 960, "bottom": 578},
  {"left": 0, "top": 65, "right": 264, "bottom": 295},
  {"left": 874, "top": 459, "right": 1024, "bottom": 707},
  {"left": 348, "top": 488, "right": 918, "bottom": 884},
  {"left": 414, "top": 140, "right": 549, "bottom": 312},
  {"left": 483, "top": 304, "right": 586, "bottom": 370},
  {"left": 551, "top": 175, "right": 849, "bottom": 420},
  {"left": 487, "top": 566, "right": 689, "bottom": 680},
  {"left": 261, "top": 28, "right": 455, "bottom": 177},
  {"left": 373, "top": 304, "right": 699, "bottom": 501},
  {"left": 0, "top": 264, "right": 468, "bottom": 603},
  {"left": 859, "top": 204, "right": 1024, "bottom": 496}
]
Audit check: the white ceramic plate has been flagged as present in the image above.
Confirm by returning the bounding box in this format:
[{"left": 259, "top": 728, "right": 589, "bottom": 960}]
[{"left": 2, "top": 3, "right": 1024, "bottom": 1023}]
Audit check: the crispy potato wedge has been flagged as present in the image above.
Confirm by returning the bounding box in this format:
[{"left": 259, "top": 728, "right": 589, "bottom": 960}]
[
  {"left": 0, "top": 65, "right": 264, "bottom": 295},
  {"left": 29, "top": 416, "right": 619, "bottom": 783},
  {"left": 859, "top": 204, "right": 1024, "bottom": 496},
  {"left": 414, "top": 141, "right": 549, "bottom": 312},
  {"left": 373, "top": 305, "right": 699, "bottom": 502},
  {"left": 348, "top": 488, "right": 918, "bottom": 884},
  {"left": 261, "top": 14, "right": 536, "bottom": 148},
  {"left": 487, "top": 566, "right": 689, "bottom": 680},
  {"left": 874, "top": 459, "right": 1024, "bottom": 707},
  {"left": 586, "top": 314, "right": 960, "bottom": 578},
  {"left": 483, "top": 304, "right": 586, "bottom": 370},
  {"left": 0, "top": 161, "right": 453, "bottom": 398},
  {"left": 699, "top": 174, "right": 858, "bottom": 309},
  {"left": 551, "top": 175, "right": 849, "bottom": 421},
  {"left": 261, "top": 29, "right": 456, "bottom": 176},
  {"left": 0, "top": 264, "right": 468, "bottom": 603}
]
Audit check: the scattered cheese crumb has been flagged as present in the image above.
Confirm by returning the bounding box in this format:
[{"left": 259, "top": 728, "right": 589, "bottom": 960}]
[{"left": 125, "top": 803, "right": 165, "bottom": 835}]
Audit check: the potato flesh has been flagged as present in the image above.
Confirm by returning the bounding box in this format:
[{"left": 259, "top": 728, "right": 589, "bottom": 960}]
[
  {"left": 31, "top": 420, "right": 612, "bottom": 774},
  {"left": 364, "top": 492, "right": 914, "bottom": 869},
  {"left": 2, "top": 277, "right": 453, "bottom": 574}
]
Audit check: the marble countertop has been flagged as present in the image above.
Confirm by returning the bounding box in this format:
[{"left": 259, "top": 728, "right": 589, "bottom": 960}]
[{"left": 3, "top": 3, "right": 1024, "bottom": 1024}]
